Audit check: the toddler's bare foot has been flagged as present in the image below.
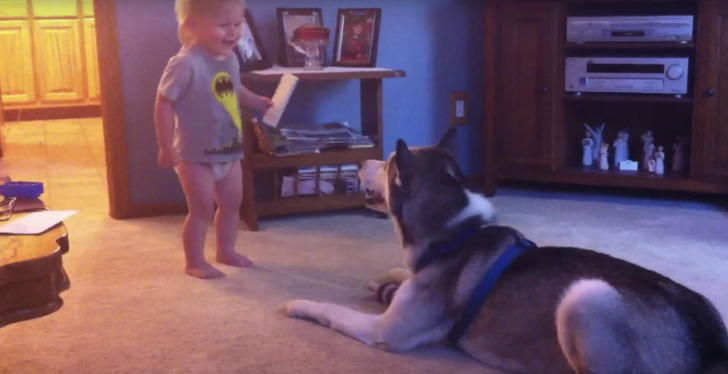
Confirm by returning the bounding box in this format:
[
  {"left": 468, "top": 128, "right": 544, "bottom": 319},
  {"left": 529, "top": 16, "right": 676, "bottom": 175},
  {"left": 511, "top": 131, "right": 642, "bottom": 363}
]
[
  {"left": 185, "top": 262, "right": 226, "bottom": 279},
  {"left": 217, "top": 251, "right": 254, "bottom": 268}
]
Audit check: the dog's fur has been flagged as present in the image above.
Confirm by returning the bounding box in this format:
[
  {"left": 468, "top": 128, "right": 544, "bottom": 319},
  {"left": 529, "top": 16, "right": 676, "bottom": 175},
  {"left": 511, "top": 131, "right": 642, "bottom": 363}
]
[{"left": 286, "top": 128, "right": 728, "bottom": 374}]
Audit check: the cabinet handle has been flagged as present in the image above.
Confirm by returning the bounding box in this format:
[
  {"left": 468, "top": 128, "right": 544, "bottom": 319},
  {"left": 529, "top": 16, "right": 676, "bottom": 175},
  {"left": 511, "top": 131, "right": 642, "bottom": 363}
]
[
  {"left": 541, "top": 87, "right": 550, "bottom": 93},
  {"left": 705, "top": 89, "right": 715, "bottom": 97}
]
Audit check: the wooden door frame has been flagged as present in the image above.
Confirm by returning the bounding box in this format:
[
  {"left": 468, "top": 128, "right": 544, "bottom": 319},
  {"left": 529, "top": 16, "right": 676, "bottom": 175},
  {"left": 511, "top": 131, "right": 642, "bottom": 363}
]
[
  {"left": 94, "top": 0, "right": 131, "bottom": 218},
  {"left": 0, "top": 78, "right": 4, "bottom": 158},
  {"left": 94, "top": 0, "right": 188, "bottom": 219}
]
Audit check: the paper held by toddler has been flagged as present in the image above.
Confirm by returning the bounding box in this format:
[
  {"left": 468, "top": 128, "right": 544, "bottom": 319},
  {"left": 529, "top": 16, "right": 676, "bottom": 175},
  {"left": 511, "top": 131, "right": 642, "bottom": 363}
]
[{"left": 262, "top": 73, "right": 299, "bottom": 128}]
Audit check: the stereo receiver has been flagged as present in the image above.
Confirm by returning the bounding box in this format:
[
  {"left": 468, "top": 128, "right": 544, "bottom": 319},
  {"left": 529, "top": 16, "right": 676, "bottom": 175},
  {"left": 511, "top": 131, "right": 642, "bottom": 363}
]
[{"left": 564, "top": 57, "right": 689, "bottom": 95}]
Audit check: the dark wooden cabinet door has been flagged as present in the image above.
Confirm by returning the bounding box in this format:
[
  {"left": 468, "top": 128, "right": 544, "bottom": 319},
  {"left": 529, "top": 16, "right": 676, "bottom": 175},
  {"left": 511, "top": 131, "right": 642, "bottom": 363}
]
[
  {"left": 693, "top": 0, "right": 728, "bottom": 181},
  {"left": 489, "top": 2, "right": 559, "bottom": 175}
]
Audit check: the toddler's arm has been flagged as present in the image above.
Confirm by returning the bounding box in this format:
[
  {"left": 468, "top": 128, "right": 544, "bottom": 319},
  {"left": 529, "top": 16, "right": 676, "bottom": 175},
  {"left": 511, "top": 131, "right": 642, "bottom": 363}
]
[
  {"left": 154, "top": 94, "right": 175, "bottom": 151},
  {"left": 155, "top": 55, "right": 191, "bottom": 168},
  {"left": 239, "top": 84, "right": 272, "bottom": 113},
  {"left": 154, "top": 94, "right": 177, "bottom": 168}
]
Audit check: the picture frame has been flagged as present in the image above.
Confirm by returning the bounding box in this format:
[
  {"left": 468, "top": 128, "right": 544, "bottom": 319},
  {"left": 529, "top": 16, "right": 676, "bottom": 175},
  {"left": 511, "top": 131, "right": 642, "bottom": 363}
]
[
  {"left": 234, "top": 9, "right": 272, "bottom": 72},
  {"left": 333, "top": 8, "right": 381, "bottom": 68},
  {"left": 276, "top": 8, "right": 325, "bottom": 67}
]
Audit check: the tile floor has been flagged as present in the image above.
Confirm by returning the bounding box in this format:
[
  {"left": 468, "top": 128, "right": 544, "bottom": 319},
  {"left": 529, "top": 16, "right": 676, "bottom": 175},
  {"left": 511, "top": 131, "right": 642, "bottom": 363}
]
[{"left": 0, "top": 117, "right": 108, "bottom": 213}]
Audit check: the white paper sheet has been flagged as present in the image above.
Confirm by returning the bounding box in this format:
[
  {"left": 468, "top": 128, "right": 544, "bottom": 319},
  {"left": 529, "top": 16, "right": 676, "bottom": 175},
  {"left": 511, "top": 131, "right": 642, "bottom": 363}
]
[
  {"left": 251, "top": 66, "right": 395, "bottom": 75},
  {"left": 262, "top": 73, "right": 299, "bottom": 128},
  {"left": 0, "top": 210, "right": 77, "bottom": 235}
]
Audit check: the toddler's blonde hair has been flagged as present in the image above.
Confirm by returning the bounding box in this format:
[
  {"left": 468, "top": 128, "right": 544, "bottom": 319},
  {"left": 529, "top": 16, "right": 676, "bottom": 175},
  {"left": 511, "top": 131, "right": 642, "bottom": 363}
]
[{"left": 175, "top": 0, "right": 246, "bottom": 46}]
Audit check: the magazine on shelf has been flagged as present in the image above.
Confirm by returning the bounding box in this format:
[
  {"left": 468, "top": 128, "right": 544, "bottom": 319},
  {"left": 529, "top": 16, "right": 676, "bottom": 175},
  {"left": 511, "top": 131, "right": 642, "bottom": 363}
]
[{"left": 252, "top": 120, "right": 375, "bottom": 156}]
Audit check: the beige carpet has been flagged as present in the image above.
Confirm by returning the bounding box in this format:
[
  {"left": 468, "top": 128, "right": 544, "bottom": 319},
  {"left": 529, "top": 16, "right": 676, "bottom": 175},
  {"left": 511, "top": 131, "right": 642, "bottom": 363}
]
[{"left": 1, "top": 187, "right": 727, "bottom": 374}]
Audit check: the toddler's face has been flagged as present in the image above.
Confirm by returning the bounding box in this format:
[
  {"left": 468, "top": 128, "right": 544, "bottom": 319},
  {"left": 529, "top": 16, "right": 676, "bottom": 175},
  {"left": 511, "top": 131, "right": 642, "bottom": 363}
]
[{"left": 192, "top": 1, "right": 245, "bottom": 57}]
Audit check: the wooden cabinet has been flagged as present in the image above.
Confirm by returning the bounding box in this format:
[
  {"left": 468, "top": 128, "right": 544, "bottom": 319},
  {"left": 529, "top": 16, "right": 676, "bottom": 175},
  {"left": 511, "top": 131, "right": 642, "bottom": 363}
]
[
  {"left": 83, "top": 17, "right": 99, "bottom": 100},
  {"left": 484, "top": 0, "right": 728, "bottom": 196},
  {"left": 0, "top": 0, "right": 29, "bottom": 18},
  {"left": 693, "top": 0, "right": 728, "bottom": 180},
  {"left": 0, "top": 20, "right": 35, "bottom": 104},
  {"left": 491, "top": 2, "right": 560, "bottom": 175},
  {"left": 33, "top": 19, "right": 84, "bottom": 103},
  {"left": 81, "top": 0, "right": 94, "bottom": 16},
  {"left": 31, "top": 0, "right": 78, "bottom": 18},
  {"left": 0, "top": 0, "right": 100, "bottom": 118}
]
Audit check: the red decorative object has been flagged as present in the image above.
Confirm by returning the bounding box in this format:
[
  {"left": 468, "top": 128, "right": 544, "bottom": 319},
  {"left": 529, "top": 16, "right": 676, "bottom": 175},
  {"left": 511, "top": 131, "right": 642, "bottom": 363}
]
[
  {"left": 293, "top": 26, "right": 330, "bottom": 42},
  {"left": 290, "top": 25, "right": 330, "bottom": 70}
]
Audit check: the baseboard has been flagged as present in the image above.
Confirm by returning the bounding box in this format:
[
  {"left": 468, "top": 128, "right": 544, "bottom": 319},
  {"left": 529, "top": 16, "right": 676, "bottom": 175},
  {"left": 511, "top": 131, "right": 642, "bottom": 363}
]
[
  {"left": 4, "top": 105, "right": 101, "bottom": 122},
  {"left": 117, "top": 174, "right": 486, "bottom": 220}
]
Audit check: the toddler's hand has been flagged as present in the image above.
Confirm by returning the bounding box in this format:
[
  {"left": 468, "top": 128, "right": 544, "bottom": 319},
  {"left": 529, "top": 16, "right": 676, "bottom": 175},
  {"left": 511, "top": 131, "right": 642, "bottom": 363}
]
[
  {"left": 157, "top": 147, "right": 178, "bottom": 169},
  {"left": 255, "top": 96, "right": 273, "bottom": 113}
]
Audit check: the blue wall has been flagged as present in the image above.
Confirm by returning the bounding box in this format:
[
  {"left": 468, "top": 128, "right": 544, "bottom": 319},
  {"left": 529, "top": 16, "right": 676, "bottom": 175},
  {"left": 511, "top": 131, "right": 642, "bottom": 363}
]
[
  {"left": 115, "top": 0, "right": 484, "bottom": 205},
  {"left": 245, "top": 0, "right": 486, "bottom": 174}
]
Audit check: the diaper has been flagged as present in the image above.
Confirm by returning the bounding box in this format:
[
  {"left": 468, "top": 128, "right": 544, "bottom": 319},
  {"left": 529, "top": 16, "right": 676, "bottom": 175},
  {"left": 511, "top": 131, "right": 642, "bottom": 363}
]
[{"left": 210, "top": 161, "right": 235, "bottom": 182}]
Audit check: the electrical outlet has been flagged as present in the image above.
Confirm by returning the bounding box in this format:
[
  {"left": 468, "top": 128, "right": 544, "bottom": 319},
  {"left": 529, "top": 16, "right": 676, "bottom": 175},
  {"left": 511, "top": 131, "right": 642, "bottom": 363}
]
[
  {"left": 449, "top": 91, "right": 468, "bottom": 126},
  {"left": 456, "top": 100, "right": 465, "bottom": 118}
]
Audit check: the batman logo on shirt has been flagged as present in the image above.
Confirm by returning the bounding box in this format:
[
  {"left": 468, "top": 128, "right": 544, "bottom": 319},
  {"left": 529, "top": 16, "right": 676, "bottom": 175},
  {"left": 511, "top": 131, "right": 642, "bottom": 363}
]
[
  {"left": 210, "top": 71, "right": 243, "bottom": 137},
  {"left": 213, "top": 75, "right": 234, "bottom": 98}
]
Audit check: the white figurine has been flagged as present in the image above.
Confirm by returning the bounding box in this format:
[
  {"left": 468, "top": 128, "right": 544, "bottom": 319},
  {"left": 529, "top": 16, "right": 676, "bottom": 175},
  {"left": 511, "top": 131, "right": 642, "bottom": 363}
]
[
  {"left": 672, "top": 137, "right": 685, "bottom": 171},
  {"left": 582, "top": 131, "right": 594, "bottom": 166},
  {"left": 584, "top": 123, "right": 605, "bottom": 162},
  {"left": 642, "top": 130, "right": 655, "bottom": 171},
  {"left": 655, "top": 145, "right": 665, "bottom": 175},
  {"left": 599, "top": 141, "right": 609, "bottom": 170},
  {"left": 613, "top": 130, "right": 629, "bottom": 167}
]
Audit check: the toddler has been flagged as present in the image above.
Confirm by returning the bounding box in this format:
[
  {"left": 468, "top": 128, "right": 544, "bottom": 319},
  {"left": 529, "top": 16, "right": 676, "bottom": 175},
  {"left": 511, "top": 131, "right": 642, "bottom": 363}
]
[{"left": 155, "top": 0, "right": 272, "bottom": 279}]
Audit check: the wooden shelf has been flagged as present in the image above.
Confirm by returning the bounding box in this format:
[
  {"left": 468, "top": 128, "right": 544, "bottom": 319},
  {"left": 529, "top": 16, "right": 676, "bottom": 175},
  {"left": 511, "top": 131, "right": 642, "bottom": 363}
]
[
  {"left": 251, "top": 147, "right": 379, "bottom": 170},
  {"left": 484, "top": 0, "right": 728, "bottom": 199},
  {"left": 257, "top": 194, "right": 366, "bottom": 217},
  {"left": 239, "top": 67, "right": 404, "bottom": 231},
  {"left": 563, "top": 93, "right": 693, "bottom": 104},
  {"left": 500, "top": 166, "right": 728, "bottom": 194},
  {"left": 564, "top": 42, "right": 695, "bottom": 50},
  {"left": 562, "top": 165, "right": 687, "bottom": 183},
  {"left": 241, "top": 66, "right": 406, "bottom": 82}
]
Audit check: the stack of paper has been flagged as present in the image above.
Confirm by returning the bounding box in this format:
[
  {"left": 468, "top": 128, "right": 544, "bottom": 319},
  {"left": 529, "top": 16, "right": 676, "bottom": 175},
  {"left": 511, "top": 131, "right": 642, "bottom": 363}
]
[{"left": 0, "top": 210, "right": 77, "bottom": 235}]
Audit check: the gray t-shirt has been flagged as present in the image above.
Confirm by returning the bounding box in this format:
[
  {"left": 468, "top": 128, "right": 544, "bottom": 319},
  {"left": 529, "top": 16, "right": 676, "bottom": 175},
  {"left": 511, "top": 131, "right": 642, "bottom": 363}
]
[{"left": 157, "top": 44, "right": 244, "bottom": 163}]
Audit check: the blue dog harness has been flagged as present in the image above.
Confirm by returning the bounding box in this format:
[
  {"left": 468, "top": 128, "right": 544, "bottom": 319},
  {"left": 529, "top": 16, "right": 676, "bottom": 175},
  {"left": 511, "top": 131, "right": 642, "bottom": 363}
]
[{"left": 415, "top": 226, "right": 536, "bottom": 346}]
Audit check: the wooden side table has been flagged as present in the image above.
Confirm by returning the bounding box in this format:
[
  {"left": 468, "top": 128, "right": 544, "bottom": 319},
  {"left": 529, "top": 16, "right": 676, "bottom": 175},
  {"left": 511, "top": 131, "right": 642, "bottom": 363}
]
[{"left": 0, "top": 202, "right": 70, "bottom": 328}]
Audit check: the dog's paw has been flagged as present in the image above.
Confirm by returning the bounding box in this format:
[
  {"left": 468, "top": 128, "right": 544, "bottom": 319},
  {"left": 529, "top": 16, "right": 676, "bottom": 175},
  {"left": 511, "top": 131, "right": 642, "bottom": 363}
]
[
  {"left": 387, "top": 267, "right": 412, "bottom": 282},
  {"left": 368, "top": 268, "right": 411, "bottom": 292},
  {"left": 286, "top": 300, "right": 317, "bottom": 319}
]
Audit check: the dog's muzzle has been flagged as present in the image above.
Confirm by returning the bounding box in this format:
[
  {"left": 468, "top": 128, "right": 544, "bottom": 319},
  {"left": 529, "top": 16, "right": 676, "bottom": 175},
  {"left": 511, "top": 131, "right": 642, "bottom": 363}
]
[
  {"left": 364, "top": 188, "right": 385, "bottom": 206},
  {"left": 359, "top": 160, "right": 388, "bottom": 213}
]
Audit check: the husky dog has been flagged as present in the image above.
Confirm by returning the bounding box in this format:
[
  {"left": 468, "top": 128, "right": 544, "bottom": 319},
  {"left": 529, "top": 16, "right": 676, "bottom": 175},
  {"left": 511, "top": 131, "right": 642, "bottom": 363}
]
[{"left": 285, "top": 128, "right": 728, "bottom": 374}]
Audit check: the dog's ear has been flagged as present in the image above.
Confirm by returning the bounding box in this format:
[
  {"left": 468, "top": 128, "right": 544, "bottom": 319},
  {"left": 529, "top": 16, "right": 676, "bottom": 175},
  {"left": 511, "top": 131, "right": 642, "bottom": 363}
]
[
  {"left": 395, "top": 139, "right": 415, "bottom": 182},
  {"left": 436, "top": 127, "right": 457, "bottom": 156}
]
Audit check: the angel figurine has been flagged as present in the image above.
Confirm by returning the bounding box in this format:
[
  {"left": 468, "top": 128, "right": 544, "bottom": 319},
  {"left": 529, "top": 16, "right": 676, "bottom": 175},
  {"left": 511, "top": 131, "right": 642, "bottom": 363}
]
[
  {"left": 642, "top": 130, "right": 656, "bottom": 171},
  {"left": 613, "top": 130, "right": 629, "bottom": 167},
  {"left": 582, "top": 131, "right": 594, "bottom": 166},
  {"left": 672, "top": 136, "right": 686, "bottom": 171},
  {"left": 599, "top": 141, "right": 609, "bottom": 170},
  {"left": 655, "top": 145, "right": 665, "bottom": 175},
  {"left": 584, "top": 123, "right": 605, "bottom": 162}
]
